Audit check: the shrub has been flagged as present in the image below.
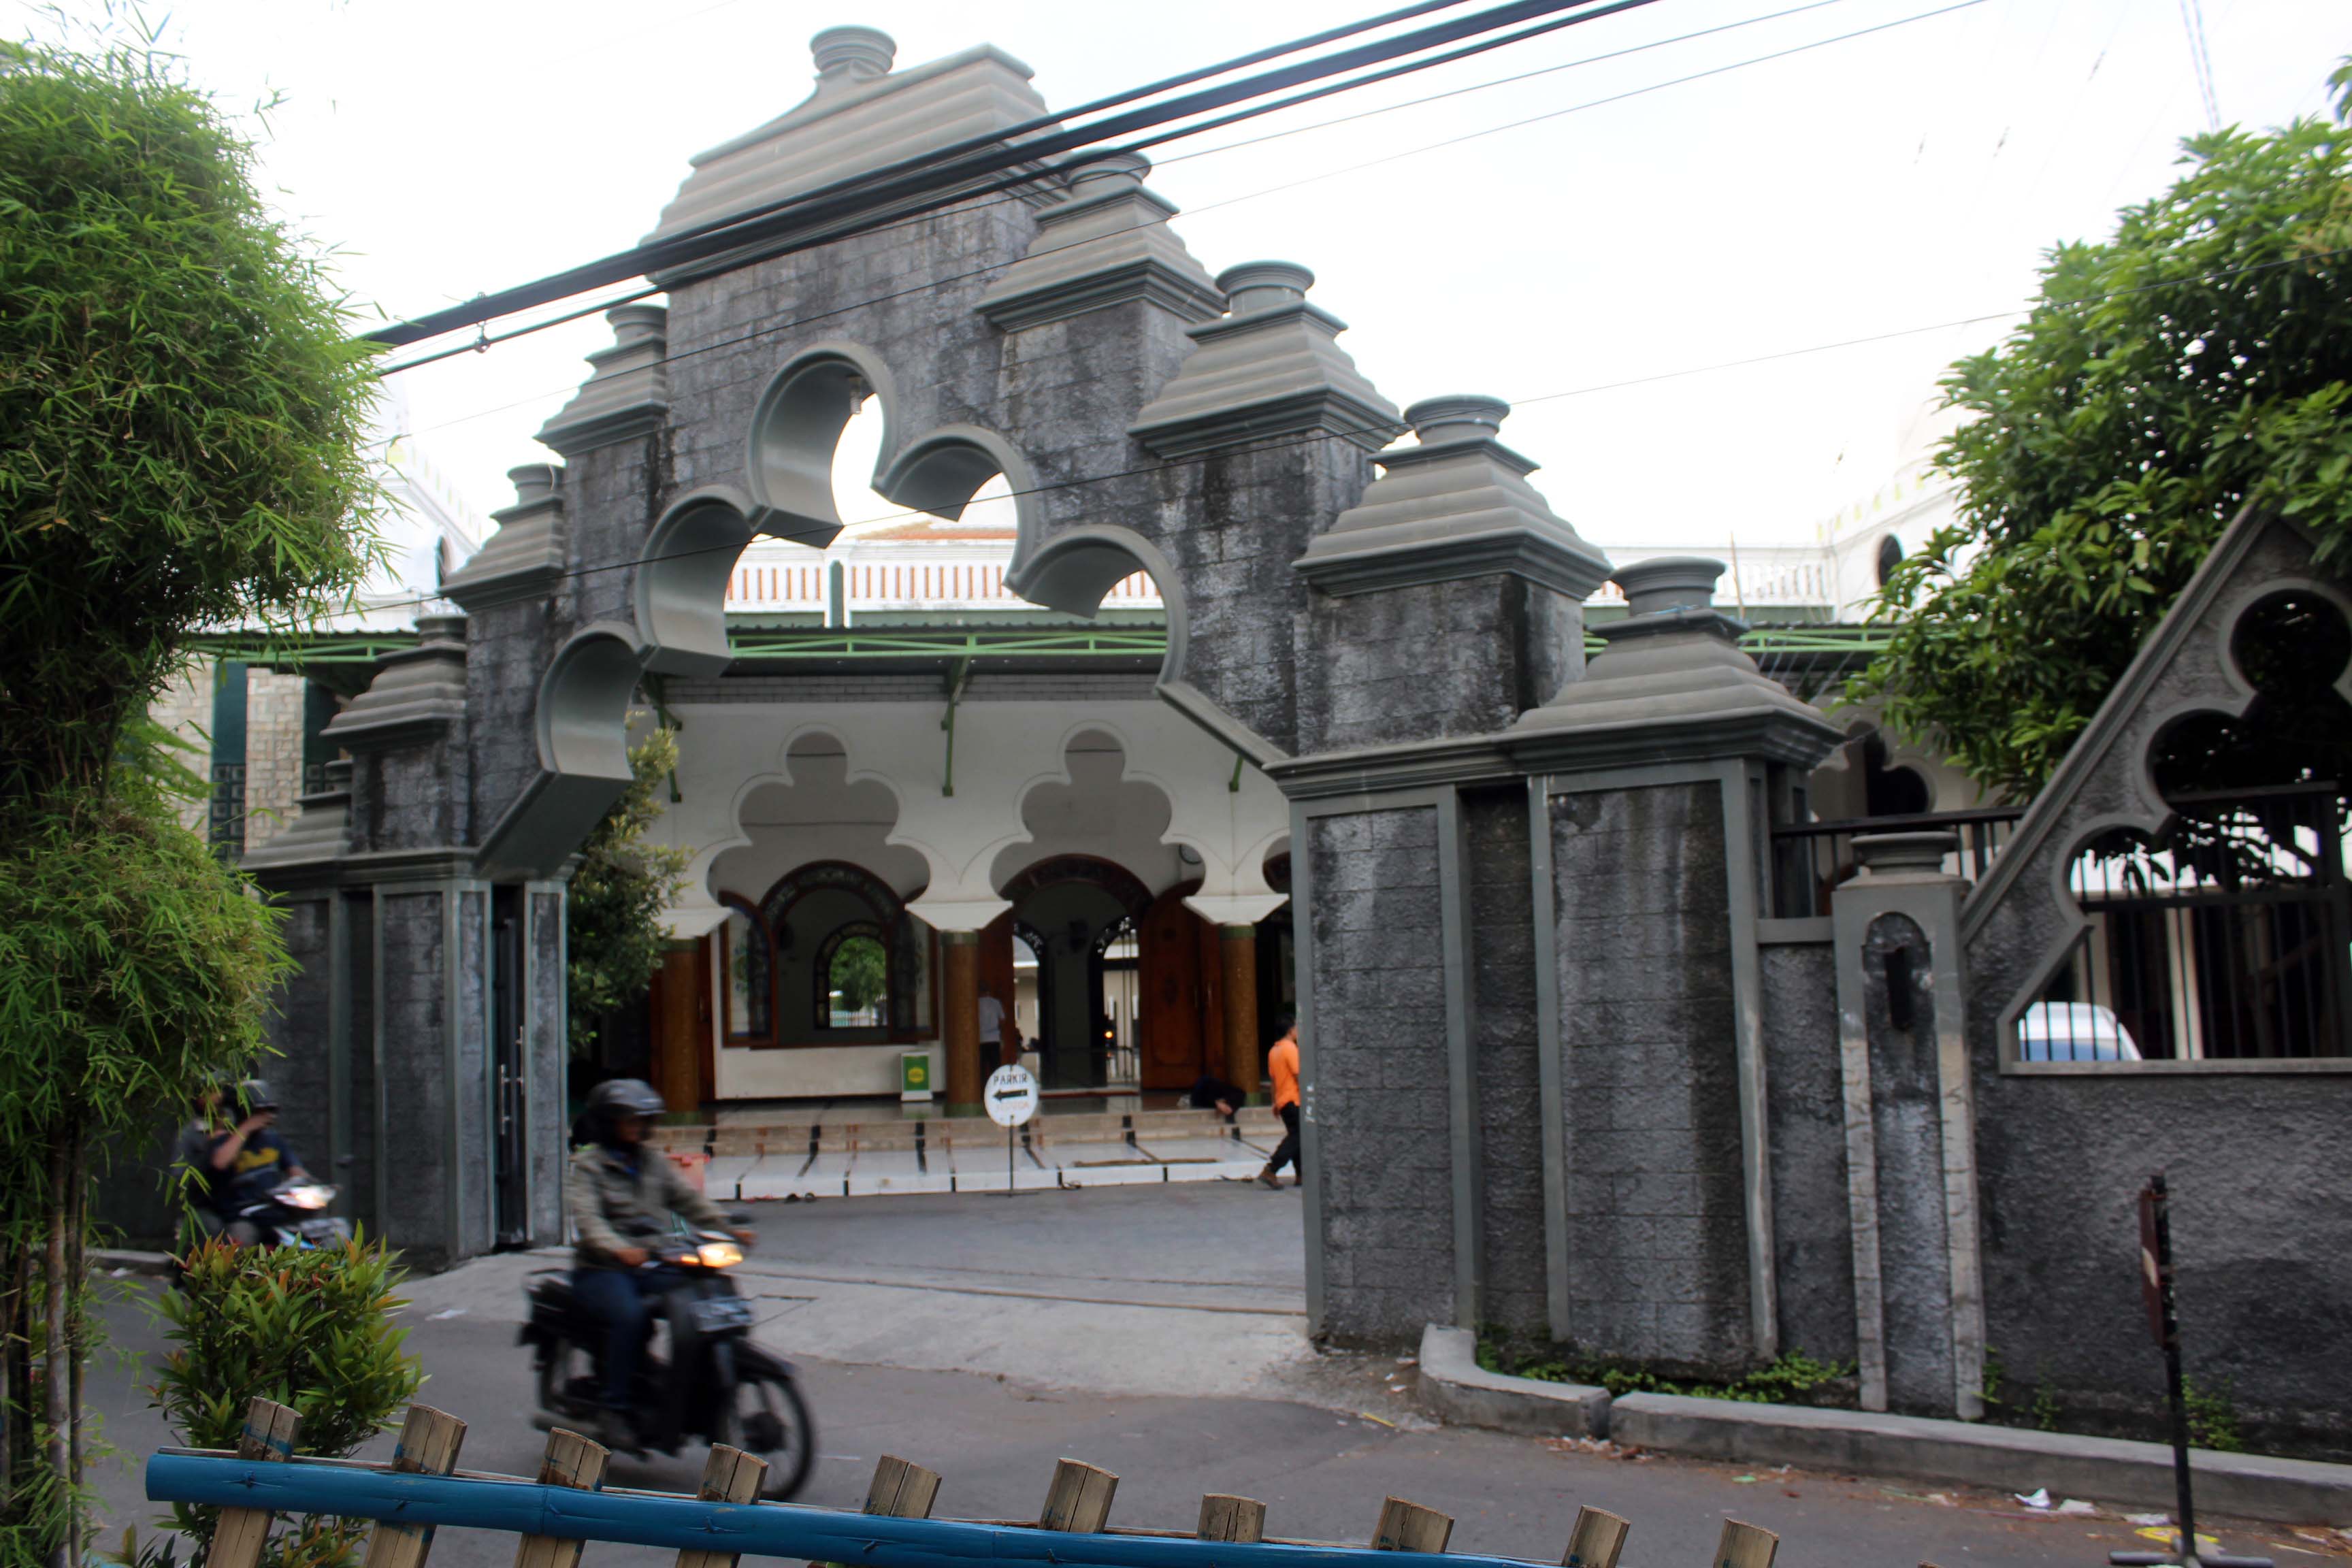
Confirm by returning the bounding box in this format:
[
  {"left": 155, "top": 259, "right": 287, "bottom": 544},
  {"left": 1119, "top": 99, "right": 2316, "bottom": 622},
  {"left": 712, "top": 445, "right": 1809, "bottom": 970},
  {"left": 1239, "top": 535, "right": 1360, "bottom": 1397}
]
[{"left": 144, "top": 1237, "right": 424, "bottom": 1565}]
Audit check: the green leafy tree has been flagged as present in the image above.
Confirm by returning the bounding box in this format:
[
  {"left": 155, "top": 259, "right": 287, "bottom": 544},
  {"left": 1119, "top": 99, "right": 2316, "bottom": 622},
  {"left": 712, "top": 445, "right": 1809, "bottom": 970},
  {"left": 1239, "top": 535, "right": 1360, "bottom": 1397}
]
[
  {"left": 0, "top": 28, "right": 380, "bottom": 1558},
  {"left": 830, "top": 934, "right": 888, "bottom": 1018},
  {"left": 568, "top": 728, "right": 691, "bottom": 1056},
  {"left": 1854, "top": 71, "right": 2352, "bottom": 796}
]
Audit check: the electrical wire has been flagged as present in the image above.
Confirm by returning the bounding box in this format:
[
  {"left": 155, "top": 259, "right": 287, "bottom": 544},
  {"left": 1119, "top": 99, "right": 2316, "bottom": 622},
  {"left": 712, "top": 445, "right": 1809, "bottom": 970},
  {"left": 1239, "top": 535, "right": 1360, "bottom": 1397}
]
[
  {"left": 376, "top": 0, "right": 1980, "bottom": 408},
  {"left": 340, "top": 241, "right": 2349, "bottom": 626},
  {"left": 364, "top": 0, "right": 1659, "bottom": 346},
  {"left": 372, "top": 0, "right": 1695, "bottom": 374}
]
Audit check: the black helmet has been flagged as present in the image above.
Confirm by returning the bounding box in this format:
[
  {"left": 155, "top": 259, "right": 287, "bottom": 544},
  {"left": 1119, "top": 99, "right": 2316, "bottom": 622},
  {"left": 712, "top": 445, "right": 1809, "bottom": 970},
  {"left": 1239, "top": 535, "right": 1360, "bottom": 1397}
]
[
  {"left": 584, "top": 1078, "right": 664, "bottom": 1140},
  {"left": 238, "top": 1078, "right": 279, "bottom": 1113}
]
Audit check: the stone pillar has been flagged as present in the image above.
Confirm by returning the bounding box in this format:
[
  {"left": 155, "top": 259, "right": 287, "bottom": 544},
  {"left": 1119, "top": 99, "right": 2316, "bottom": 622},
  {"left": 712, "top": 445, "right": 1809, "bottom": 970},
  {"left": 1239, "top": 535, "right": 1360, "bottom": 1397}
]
[
  {"left": 1220, "top": 926, "right": 1261, "bottom": 1096},
  {"left": 1497, "top": 557, "right": 1846, "bottom": 1368},
  {"left": 942, "top": 932, "right": 982, "bottom": 1113},
  {"left": 1832, "top": 831, "right": 1983, "bottom": 1418}
]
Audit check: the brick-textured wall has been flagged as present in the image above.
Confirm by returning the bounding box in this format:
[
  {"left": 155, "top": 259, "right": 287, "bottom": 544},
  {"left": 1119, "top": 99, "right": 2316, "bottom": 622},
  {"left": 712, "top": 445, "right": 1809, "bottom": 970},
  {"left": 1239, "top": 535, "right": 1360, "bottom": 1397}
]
[
  {"left": 243, "top": 670, "right": 309, "bottom": 852},
  {"left": 1309, "top": 806, "right": 1454, "bottom": 1347},
  {"left": 1550, "top": 780, "right": 1754, "bottom": 1375},
  {"left": 1760, "top": 939, "right": 1855, "bottom": 1365},
  {"left": 152, "top": 666, "right": 212, "bottom": 836},
  {"left": 1465, "top": 785, "right": 1550, "bottom": 1337}
]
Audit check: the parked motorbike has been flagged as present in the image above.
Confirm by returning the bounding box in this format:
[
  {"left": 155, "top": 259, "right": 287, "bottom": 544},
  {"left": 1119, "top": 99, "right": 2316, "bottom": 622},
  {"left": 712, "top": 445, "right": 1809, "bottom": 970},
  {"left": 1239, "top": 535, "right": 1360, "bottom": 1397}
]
[
  {"left": 520, "top": 1222, "right": 814, "bottom": 1498},
  {"left": 227, "top": 1175, "right": 353, "bottom": 1250}
]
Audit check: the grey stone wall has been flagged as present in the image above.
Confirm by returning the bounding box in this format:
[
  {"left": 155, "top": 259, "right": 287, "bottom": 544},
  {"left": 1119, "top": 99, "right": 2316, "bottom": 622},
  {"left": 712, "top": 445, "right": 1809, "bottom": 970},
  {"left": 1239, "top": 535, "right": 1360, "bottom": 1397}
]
[
  {"left": 266, "top": 896, "right": 337, "bottom": 1181},
  {"left": 1550, "top": 781, "right": 1752, "bottom": 1375},
  {"left": 527, "top": 888, "right": 568, "bottom": 1243},
  {"left": 452, "top": 888, "right": 492, "bottom": 1260},
  {"left": 378, "top": 890, "right": 457, "bottom": 1270},
  {"left": 1760, "top": 938, "right": 1855, "bottom": 1365},
  {"left": 344, "top": 890, "right": 379, "bottom": 1233},
  {"left": 1301, "top": 580, "right": 1579, "bottom": 753},
  {"left": 1307, "top": 806, "right": 1454, "bottom": 1345},
  {"left": 1465, "top": 786, "right": 1548, "bottom": 1337},
  {"left": 468, "top": 599, "right": 561, "bottom": 847}
]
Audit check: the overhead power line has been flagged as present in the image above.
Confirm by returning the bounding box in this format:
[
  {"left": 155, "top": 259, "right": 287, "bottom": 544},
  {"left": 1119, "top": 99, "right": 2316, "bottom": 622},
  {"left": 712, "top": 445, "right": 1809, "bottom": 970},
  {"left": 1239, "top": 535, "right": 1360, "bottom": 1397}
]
[
  {"left": 345, "top": 242, "right": 2349, "bottom": 627},
  {"left": 378, "top": 0, "right": 1975, "bottom": 397},
  {"left": 363, "top": 0, "right": 1661, "bottom": 348}
]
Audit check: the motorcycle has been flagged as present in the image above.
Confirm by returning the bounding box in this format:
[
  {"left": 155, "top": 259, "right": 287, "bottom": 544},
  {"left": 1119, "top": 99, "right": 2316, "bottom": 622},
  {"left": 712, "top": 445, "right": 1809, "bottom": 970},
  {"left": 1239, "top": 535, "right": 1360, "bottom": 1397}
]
[
  {"left": 227, "top": 1175, "right": 353, "bottom": 1250},
  {"left": 519, "top": 1221, "right": 815, "bottom": 1499}
]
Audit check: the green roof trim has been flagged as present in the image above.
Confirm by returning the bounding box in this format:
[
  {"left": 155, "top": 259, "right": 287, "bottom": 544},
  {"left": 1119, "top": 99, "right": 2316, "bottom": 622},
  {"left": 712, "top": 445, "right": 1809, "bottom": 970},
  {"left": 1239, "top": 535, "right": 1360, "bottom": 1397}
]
[{"left": 186, "top": 621, "right": 1893, "bottom": 678}]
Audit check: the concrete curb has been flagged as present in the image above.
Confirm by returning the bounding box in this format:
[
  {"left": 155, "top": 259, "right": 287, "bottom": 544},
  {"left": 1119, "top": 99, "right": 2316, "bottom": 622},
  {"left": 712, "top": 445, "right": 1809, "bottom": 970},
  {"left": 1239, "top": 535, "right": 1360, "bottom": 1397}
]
[
  {"left": 1415, "top": 1324, "right": 2352, "bottom": 1525},
  {"left": 1610, "top": 1394, "right": 2352, "bottom": 1525},
  {"left": 1416, "top": 1324, "right": 1609, "bottom": 1438}
]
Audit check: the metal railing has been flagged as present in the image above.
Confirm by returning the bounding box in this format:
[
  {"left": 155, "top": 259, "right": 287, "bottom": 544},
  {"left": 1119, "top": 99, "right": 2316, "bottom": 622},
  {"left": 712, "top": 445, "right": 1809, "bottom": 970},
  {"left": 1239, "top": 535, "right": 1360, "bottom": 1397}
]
[
  {"left": 2023, "top": 783, "right": 2349, "bottom": 1063},
  {"left": 1769, "top": 806, "right": 2024, "bottom": 919}
]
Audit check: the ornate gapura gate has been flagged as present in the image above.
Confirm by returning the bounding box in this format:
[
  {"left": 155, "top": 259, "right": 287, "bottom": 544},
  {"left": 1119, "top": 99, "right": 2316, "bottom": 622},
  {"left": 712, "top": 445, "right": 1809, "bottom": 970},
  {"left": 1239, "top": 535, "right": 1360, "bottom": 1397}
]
[{"left": 238, "top": 28, "right": 2352, "bottom": 1456}]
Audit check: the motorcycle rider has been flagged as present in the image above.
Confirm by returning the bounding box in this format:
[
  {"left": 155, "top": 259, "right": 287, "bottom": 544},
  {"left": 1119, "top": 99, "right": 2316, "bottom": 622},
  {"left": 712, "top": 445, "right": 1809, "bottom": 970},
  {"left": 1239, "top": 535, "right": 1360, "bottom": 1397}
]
[
  {"left": 564, "top": 1079, "right": 753, "bottom": 1452},
  {"left": 195, "top": 1079, "right": 312, "bottom": 1245}
]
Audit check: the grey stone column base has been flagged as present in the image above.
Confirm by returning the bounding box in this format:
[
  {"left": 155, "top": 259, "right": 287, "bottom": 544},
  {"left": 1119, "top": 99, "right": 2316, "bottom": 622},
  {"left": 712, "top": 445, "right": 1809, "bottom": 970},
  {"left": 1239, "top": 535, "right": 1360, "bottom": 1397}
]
[{"left": 1418, "top": 1324, "right": 2352, "bottom": 1524}]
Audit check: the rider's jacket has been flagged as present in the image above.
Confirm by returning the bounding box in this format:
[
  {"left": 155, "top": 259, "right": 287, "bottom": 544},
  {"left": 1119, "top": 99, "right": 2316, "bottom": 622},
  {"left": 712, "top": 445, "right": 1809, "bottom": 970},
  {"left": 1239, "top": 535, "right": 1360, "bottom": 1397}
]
[{"left": 566, "top": 1141, "right": 732, "bottom": 1268}]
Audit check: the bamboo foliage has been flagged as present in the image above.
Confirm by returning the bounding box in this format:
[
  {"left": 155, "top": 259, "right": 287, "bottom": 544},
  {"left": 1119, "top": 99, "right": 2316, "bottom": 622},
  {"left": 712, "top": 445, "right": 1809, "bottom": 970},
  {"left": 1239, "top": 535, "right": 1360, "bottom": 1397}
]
[{"left": 0, "top": 22, "right": 385, "bottom": 1563}]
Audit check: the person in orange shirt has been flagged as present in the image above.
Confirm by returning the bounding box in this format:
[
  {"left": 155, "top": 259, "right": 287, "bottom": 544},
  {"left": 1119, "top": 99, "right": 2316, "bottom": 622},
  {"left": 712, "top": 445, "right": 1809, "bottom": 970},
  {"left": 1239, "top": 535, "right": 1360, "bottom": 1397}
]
[{"left": 1257, "top": 1012, "right": 1301, "bottom": 1190}]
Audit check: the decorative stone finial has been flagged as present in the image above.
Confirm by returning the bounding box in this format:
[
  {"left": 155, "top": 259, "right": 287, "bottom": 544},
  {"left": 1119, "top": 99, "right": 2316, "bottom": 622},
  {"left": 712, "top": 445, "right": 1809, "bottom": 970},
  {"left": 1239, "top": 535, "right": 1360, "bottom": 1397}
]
[
  {"left": 416, "top": 612, "right": 468, "bottom": 647},
  {"left": 1614, "top": 555, "right": 1725, "bottom": 619},
  {"left": 1404, "top": 394, "right": 1510, "bottom": 445},
  {"left": 608, "top": 304, "right": 668, "bottom": 347},
  {"left": 1852, "top": 832, "right": 1959, "bottom": 877},
  {"left": 508, "top": 463, "right": 561, "bottom": 506},
  {"left": 813, "top": 26, "right": 894, "bottom": 82},
  {"left": 1067, "top": 150, "right": 1151, "bottom": 191},
  {"left": 1216, "top": 260, "right": 1314, "bottom": 316}
]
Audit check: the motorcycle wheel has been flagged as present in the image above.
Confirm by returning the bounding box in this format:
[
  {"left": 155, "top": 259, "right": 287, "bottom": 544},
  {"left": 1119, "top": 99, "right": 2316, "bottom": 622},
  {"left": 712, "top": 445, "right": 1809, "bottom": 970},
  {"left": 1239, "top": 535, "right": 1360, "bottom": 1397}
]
[
  {"left": 716, "top": 1364, "right": 815, "bottom": 1499},
  {"left": 536, "top": 1340, "right": 591, "bottom": 1419}
]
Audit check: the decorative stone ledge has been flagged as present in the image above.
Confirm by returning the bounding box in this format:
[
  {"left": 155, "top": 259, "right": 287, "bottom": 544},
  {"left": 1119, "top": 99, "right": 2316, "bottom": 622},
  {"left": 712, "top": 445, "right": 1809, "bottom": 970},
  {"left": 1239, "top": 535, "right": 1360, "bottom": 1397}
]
[{"left": 444, "top": 465, "right": 567, "bottom": 611}]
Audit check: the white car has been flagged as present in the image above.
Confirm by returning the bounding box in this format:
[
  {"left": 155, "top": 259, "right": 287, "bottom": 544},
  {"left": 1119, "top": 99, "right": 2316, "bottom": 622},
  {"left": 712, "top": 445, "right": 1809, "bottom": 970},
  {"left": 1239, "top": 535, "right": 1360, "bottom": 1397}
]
[{"left": 2018, "top": 1000, "right": 2143, "bottom": 1062}]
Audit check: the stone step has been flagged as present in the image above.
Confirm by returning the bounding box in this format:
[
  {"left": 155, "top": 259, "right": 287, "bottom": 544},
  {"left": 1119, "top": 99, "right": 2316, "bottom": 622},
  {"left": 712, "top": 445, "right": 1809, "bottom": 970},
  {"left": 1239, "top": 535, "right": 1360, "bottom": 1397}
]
[{"left": 659, "top": 1105, "right": 1279, "bottom": 1158}]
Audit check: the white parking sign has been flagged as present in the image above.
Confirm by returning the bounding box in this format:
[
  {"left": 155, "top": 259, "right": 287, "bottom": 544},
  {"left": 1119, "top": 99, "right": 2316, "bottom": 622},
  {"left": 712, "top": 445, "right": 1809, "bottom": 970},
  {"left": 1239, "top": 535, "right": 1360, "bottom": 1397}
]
[{"left": 984, "top": 1063, "right": 1039, "bottom": 1127}]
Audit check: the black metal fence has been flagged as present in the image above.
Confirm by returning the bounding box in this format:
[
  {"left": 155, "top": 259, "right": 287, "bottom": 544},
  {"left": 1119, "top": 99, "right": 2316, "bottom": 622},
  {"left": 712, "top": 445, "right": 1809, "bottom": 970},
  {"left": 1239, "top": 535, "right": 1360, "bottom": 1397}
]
[
  {"left": 1769, "top": 806, "right": 2024, "bottom": 919},
  {"left": 2024, "top": 782, "right": 2350, "bottom": 1063}
]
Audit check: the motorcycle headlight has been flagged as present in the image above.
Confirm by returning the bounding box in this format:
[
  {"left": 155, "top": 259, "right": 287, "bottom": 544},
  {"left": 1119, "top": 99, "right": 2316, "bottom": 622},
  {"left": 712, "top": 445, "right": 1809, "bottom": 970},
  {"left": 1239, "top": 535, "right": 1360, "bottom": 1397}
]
[
  {"left": 695, "top": 1241, "right": 742, "bottom": 1269},
  {"left": 280, "top": 1186, "right": 329, "bottom": 1211}
]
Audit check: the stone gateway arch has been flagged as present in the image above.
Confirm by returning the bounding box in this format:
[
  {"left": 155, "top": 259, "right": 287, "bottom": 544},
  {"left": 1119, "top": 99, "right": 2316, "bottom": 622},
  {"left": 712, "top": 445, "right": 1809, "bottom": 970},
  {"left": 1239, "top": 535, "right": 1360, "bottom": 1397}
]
[{"left": 241, "top": 24, "right": 2352, "bottom": 1454}]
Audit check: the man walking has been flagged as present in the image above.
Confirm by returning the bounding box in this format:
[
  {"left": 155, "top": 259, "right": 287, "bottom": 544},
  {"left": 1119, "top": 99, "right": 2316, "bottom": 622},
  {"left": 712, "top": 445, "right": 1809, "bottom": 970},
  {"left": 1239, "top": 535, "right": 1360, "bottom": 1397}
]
[{"left": 1256, "top": 1012, "right": 1300, "bottom": 1190}]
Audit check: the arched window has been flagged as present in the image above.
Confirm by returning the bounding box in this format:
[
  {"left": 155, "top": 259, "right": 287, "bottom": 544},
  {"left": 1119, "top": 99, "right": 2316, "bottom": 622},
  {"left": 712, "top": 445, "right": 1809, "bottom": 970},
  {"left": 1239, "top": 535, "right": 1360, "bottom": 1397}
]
[
  {"left": 817, "top": 921, "right": 890, "bottom": 1028},
  {"left": 719, "top": 897, "right": 774, "bottom": 1044},
  {"left": 1875, "top": 533, "right": 1904, "bottom": 588}
]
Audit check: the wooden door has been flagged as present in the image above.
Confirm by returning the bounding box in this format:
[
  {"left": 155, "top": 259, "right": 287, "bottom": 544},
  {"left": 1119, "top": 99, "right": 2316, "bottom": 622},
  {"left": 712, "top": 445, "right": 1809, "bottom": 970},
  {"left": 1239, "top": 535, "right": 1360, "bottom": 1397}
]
[{"left": 1137, "top": 889, "right": 1208, "bottom": 1090}]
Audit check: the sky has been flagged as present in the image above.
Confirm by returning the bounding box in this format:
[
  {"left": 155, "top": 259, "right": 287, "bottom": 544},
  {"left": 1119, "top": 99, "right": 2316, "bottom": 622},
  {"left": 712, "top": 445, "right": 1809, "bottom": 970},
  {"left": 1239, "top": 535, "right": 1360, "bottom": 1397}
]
[{"left": 28, "top": 0, "right": 2350, "bottom": 552}]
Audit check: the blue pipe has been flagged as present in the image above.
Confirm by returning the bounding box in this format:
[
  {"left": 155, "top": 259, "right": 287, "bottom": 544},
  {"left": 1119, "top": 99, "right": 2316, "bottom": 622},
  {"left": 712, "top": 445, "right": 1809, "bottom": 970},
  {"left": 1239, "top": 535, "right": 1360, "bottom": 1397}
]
[{"left": 146, "top": 1454, "right": 1499, "bottom": 1568}]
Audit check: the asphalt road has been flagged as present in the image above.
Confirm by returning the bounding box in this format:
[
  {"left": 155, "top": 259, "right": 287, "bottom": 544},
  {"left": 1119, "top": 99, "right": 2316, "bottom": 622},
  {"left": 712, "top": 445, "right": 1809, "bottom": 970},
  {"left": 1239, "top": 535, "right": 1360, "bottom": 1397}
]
[{"left": 82, "top": 1182, "right": 2327, "bottom": 1567}]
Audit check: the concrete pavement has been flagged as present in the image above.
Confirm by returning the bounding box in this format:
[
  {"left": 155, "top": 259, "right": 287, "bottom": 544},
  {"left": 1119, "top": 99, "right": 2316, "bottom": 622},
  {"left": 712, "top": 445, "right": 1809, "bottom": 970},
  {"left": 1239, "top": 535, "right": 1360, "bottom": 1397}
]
[{"left": 85, "top": 1183, "right": 2340, "bottom": 1567}]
